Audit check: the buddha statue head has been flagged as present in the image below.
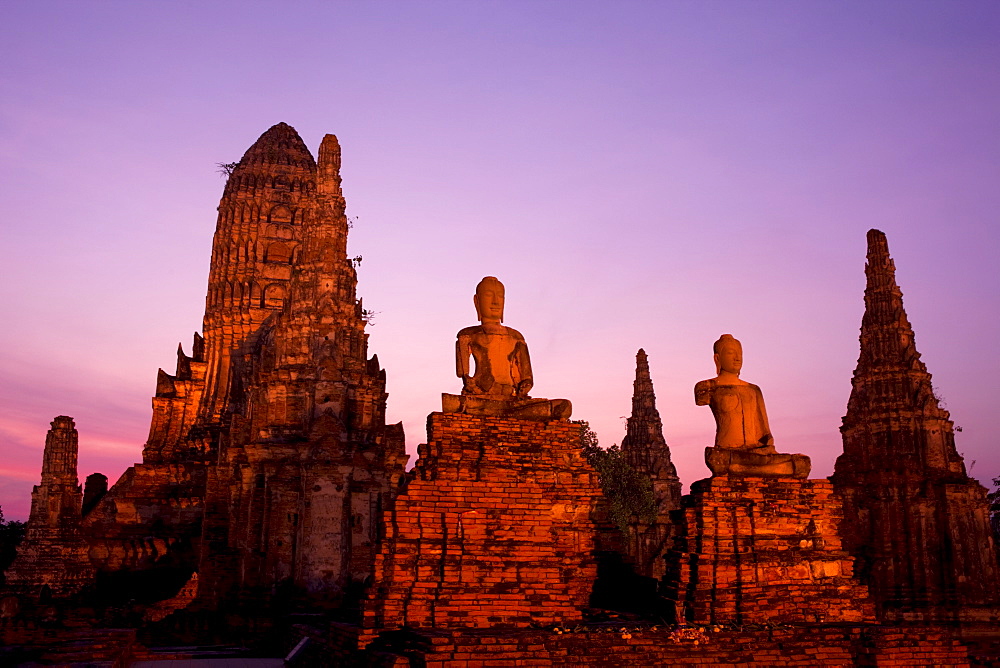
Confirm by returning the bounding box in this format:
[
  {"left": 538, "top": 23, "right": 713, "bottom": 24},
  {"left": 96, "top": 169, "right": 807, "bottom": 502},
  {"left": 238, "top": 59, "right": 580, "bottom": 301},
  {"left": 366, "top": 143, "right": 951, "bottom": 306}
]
[
  {"left": 713, "top": 334, "right": 743, "bottom": 377},
  {"left": 474, "top": 276, "right": 505, "bottom": 324}
]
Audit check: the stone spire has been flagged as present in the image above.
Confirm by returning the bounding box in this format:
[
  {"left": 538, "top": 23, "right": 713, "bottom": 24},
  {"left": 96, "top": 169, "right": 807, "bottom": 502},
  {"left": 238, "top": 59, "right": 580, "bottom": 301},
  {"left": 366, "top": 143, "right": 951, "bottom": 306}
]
[
  {"left": 838, "top": 228, "right": 961, "bottom": 475},
  {"left": 286, "top": 134, "right": 354, "bottom": 327},
  {"left": 614, "top": 349, "right": 681, "bottom": 580},
  {"left": 5, "top": 417, "right": 94, "bottom": 595},
  {"left": 11, "top": 125, "right": 405, "bottom": 609},
  {"left": 832, "top": 229, "right": 1000, "bottom": 622},
  {"left": 38, "top": 416, "right": 80, "bottom": 492},
  {"left": 621, "top": 349, "right": 678, "bottom": 488},
  {"left": 200, "top": 122, "right": 318, "bottom": 421}
]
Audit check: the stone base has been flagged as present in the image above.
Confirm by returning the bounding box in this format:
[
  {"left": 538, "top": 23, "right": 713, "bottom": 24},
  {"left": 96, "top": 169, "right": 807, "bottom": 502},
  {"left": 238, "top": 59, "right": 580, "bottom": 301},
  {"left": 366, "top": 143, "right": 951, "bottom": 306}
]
[
  {"left": 833, "top": 467, "right": 1000, "bottom": 623},
  {"left": 322, "top": 622, "right": 971, "bottom": 667},
  {"left": 664, "top": 476, "right": 875, "bottom": 625},
  {"left": 441, "top": 393, "right": 572, "bottom": 420},
  {"left": 4, "top": 531, "right": 95, "bottom": 598},
  {"left": 705, "top": 445, "right": 811, "bottom": 478},
  {"left": 0, "top": 627, "right": 137, "bottom": 666},
  {"left": 362, "top": 413, "right": 600, "bottom": 630}
]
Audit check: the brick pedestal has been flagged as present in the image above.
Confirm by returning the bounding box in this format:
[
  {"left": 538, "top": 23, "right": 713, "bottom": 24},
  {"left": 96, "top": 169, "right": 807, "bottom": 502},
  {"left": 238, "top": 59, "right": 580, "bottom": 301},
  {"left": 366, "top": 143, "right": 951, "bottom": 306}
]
[
  {"left": 319, "top": 621, "right": 971, "bottom": 667},
  {"left": 363, "top": 413, "right": 602, "bottom": 629},
  {"left": 664, "top": 475, "right": 876, "bottom": 625}
]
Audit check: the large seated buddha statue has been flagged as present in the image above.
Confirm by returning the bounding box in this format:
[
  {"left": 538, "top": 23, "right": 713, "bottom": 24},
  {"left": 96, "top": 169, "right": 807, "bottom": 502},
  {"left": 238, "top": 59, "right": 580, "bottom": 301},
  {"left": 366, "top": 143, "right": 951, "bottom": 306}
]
[
  {"left": 442, "top": 276, "right": 572, "bottom": 420},
  {"left": 694, "top": 334, "right": 810, "bottom": 478}
]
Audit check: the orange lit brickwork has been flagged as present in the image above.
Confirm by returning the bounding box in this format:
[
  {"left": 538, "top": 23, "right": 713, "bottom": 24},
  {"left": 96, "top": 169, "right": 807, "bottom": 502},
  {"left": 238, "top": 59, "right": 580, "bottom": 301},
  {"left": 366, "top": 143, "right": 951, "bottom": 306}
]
[
  {"left": 664, "top": 475, "right": 876, "bottom": 626},
  {"left": 363, "top": 413, "right": 601, "bottom": 629},
  {"left": 5, "top": 417, "right": 94, "bottom": 596},
  {"left": 7, "top": 124, "right": 406, "bottom": 612},
  {"left": 322, "top": 622, "right": 970, "bottom": 666}
]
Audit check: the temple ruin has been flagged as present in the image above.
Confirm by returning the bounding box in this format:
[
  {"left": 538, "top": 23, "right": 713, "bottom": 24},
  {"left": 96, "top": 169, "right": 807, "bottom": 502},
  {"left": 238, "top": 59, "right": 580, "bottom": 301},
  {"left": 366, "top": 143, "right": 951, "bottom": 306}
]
[
  {"left": 3, "top": 125, "right": 999, "bottom": 665},
  {"left": 832, "top": 229, "right": 1000, "bottom": 623},
  {"left": 6, "top": 123, "right": 407, "bottom": 618}
]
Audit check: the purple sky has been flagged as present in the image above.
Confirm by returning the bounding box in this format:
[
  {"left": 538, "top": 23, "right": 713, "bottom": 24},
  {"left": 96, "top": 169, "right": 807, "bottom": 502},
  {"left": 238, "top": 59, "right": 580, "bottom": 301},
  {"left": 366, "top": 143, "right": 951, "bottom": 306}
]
[{"left": 2, "top": 2, "right": 999, "bottom": 520}]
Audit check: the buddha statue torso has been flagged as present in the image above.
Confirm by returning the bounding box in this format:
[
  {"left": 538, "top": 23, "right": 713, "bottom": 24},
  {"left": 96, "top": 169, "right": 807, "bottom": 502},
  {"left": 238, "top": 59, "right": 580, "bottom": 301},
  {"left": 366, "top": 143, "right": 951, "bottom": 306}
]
[
  {"left": 694, "top": 379, "right": 773, "bottom": 450},
  {"left": 458, "top": 325, "right": 531, "bottom": 397}
]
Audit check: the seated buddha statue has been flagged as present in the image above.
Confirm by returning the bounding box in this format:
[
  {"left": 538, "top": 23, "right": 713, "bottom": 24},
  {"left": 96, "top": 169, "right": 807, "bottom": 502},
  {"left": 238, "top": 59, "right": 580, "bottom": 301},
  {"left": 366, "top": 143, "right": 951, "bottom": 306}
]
[
  {"left": 442, "top": 276, "right": 571, "bottom": 420},
  {"left": 694, "top": 334, "right": 810, "bottom": 478}
]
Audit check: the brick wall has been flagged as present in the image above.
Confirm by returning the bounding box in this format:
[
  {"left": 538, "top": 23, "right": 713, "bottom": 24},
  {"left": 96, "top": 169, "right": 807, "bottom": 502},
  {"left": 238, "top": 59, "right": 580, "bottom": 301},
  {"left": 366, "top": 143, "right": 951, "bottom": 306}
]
[
  {"left": 664, "top": 475, "right": 876, "bottom": 625},
  {"left": 364, "top": 413, "right": 602, "bottom": 629}
]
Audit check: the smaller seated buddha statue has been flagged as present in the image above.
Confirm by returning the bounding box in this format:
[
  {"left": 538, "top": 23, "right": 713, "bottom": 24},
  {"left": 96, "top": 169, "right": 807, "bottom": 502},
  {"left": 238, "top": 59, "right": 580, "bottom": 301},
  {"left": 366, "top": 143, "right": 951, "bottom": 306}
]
[
  {"left": 694, "top": 334, "right": 810, "bottom": 478},
  {"left": 442, "top": 277, "right": 572, "bottom": 420}
]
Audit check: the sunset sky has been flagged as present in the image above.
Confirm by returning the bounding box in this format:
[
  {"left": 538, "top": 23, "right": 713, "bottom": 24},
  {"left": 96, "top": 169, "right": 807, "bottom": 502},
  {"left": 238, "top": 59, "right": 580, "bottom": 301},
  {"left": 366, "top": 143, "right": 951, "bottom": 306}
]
[{"left": 2, "top": 1, "right": 999, "bottom": 520}]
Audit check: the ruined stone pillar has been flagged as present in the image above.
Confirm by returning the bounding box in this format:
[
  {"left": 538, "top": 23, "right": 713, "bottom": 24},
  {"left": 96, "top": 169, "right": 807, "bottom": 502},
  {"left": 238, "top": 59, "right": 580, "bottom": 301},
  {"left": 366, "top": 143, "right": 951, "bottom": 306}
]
[
  {"left": 619, "top": 348, "right": 681, "bottom": 578},
  {"left": 5, "top": 417, "right": 94, "bottom": 596}
]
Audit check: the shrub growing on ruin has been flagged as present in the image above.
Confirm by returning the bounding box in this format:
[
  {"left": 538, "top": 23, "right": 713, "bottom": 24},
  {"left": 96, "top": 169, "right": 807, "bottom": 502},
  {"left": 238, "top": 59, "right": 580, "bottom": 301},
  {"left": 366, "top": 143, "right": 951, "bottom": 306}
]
[{"left": 576, "top": 421, "right": 656, "bottom": 536}]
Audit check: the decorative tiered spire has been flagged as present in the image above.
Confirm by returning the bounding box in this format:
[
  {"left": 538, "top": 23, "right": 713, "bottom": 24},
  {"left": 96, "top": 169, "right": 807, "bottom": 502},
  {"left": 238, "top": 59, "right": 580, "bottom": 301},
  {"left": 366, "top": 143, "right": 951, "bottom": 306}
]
[
  {"left": 621, "top": 349, "right": 679, "bottom": 496},
  {"left": 39, "top": 416, "right": 80, "bottom": 490},
  {"left": 844, "top": 229, "right": 947, "bottom": 425},
  {"left": 616, "top": 349, "right": 680, "bottom": 580},
  {"left": 832, "top": 229, "right": 999, "bottom": 621},
  {"left": 200, "top": 122, "right": 317, "bottom": 420},
  {"left": 195, "top": 126, "right": 406, "bottom": 604},
  {"left": 6, "top": 416, "right": 93, "bottom": 595},
  {"left": 838, "top": 229, "right": 961, "bottom": 475},
  {"left": 286, "top": 133, "right": 352, "bottom": 324}
]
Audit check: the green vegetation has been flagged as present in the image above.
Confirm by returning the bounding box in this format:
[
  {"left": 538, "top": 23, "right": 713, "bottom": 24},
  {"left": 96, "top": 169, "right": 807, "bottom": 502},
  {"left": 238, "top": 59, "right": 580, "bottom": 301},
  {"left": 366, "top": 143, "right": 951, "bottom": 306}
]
[
  {"left": 0, "top": 506, "right": 26, "bottom": 584},
  {"left": 988, "top": 476, "right": 1000, "bottom": 545},
  {"left": 576, "top": 420, "right": 657, "bottom": 536}
]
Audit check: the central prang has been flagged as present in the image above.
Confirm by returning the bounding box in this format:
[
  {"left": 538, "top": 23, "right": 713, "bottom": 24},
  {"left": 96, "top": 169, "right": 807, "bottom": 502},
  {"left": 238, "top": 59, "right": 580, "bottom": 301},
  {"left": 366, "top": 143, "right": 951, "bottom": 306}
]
[{"left": 441, "top": 276, "right": 571, "bottom": 420}]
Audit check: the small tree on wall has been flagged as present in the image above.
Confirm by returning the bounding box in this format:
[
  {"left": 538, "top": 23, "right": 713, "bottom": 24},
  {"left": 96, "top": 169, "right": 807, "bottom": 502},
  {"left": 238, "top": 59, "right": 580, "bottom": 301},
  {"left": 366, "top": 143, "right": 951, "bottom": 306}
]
[
  {"left": 576, "top": 420, "right": 656, "bottom": 536},
  {"left": 217, "top": 161, "right": 239, "bottom": 177},
  {"left": 0, "top": 506, "right": 26, "bottom": 585}
]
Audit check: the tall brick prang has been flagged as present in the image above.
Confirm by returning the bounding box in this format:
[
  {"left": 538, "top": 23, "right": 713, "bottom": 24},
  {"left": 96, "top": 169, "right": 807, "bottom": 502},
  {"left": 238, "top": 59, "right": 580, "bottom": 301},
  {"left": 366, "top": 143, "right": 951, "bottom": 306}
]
[
  {"left": 618, "top": 348, "right": 680, "bottom": 578},
  {"left": 195, "top": 130, "right": 407, "bottom": 607},
  {"left": 8, "top": 124, "right": 406, "bottom": 614},
  {"left": 363, "top": 413, "right": 602, "bottom": 630},
  {"left": 621, "top": 349, "right": 680, "bottom": 509},
  {"left": 832, "top": 228, "right": 1000, "bottom": 622},
  {"left": 199, "top": 123, "right": 317, "bottom": 423}
]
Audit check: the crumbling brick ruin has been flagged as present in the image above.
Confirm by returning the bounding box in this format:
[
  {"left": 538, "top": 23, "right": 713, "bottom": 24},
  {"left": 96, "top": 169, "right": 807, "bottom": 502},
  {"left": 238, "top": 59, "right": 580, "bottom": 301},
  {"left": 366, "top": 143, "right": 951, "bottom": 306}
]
[
  {"left": 664, "top": 476, "right": 876, "bottom": 626},
  {"left": 832, "top": 229, "right": 1000, "bottom": 623},
  {"left": 5, "top": 124, "right": 407, "bottom": 617},
  {"left": 618, "top": 348, "right": 681, "bottom": 580},
  {"left": 363, "top": 414, "right": 602, "bottom": 632},
  {"left": 4, "top": 127, "right": 1000, "bottom": 665},
  {"left": 5, "top": 417, "right": 94, "bottom": 596}
]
